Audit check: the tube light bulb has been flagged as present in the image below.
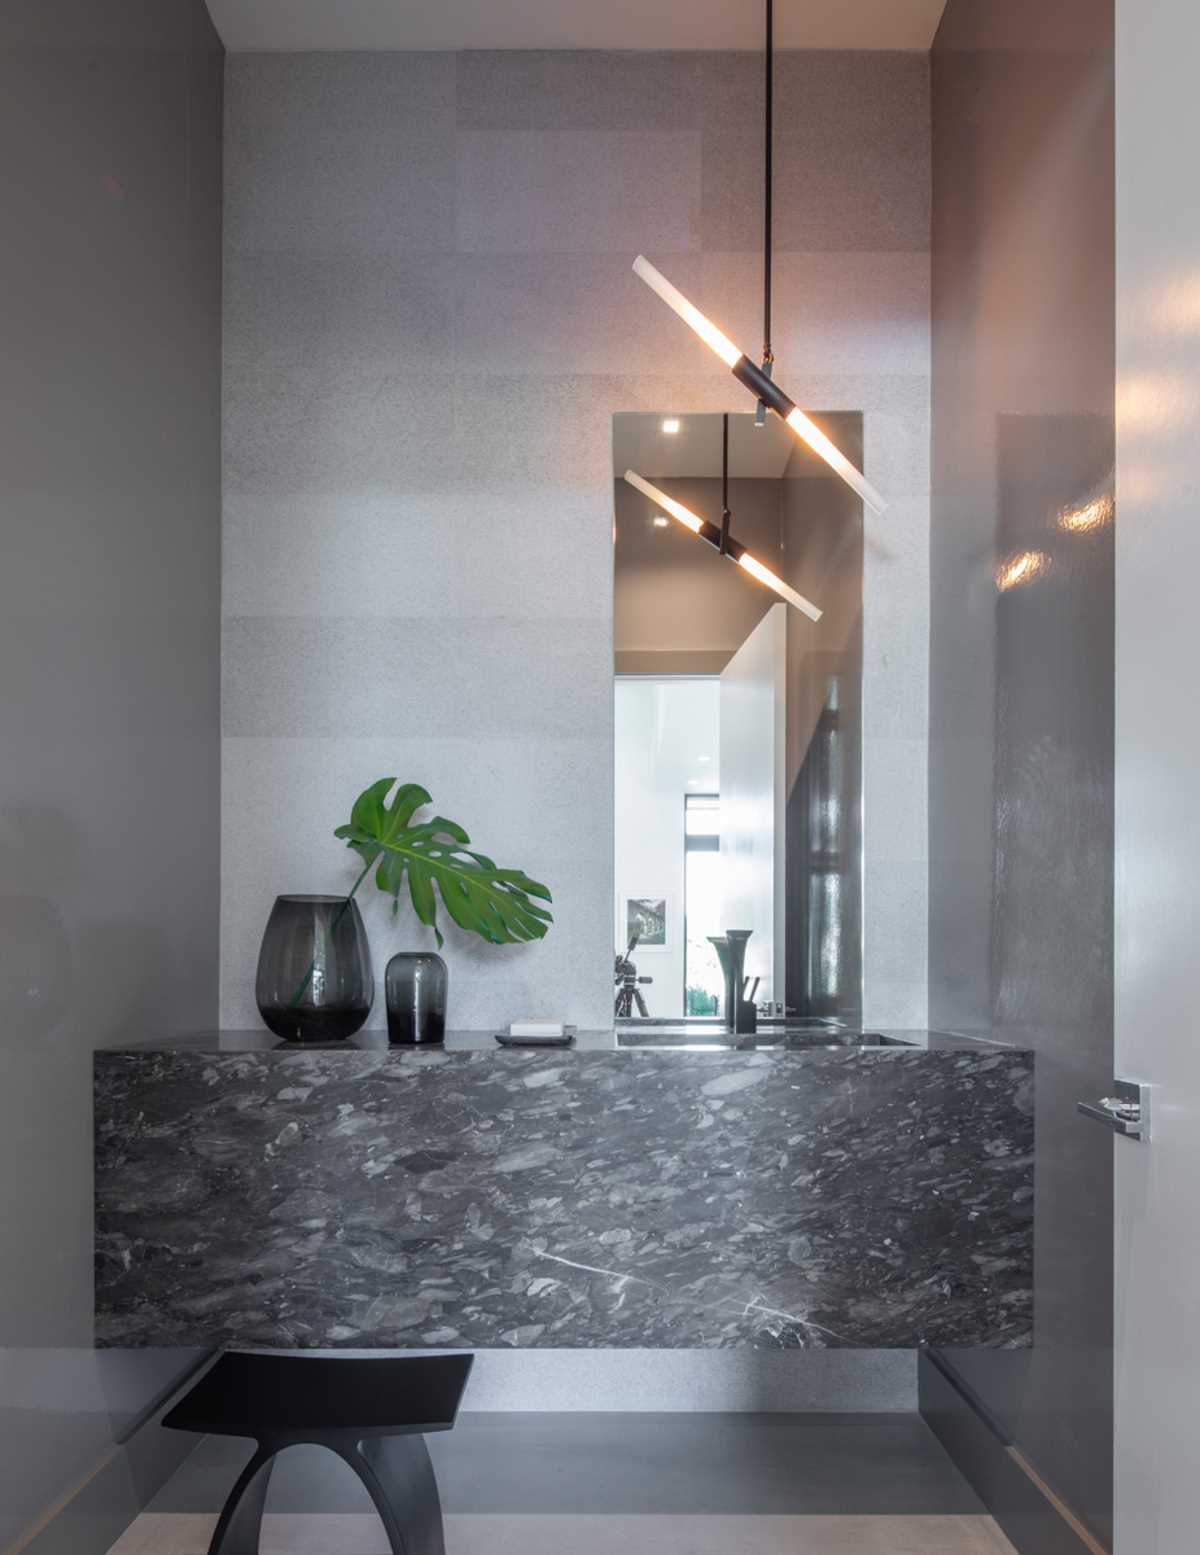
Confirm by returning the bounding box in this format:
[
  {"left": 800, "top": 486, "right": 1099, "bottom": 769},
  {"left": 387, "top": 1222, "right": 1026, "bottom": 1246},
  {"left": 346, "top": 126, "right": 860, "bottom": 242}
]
[
  {"left": 737, "top": 552, "right": 822, "bottom": 622},
  {"left": 633, "top": 256, "right": 742, "bottom": 369},
  {"left": 783, "top": 408, "right": 887, "bottom": 516},
  {"left": 623, "top": 470, "right": 703, "bottom": 533},
  {"left": 632, "top": 254, "right": 888, "bottom": 516},
  {"left": 623, "top": 469, "right": 822, "bottom": 621}
]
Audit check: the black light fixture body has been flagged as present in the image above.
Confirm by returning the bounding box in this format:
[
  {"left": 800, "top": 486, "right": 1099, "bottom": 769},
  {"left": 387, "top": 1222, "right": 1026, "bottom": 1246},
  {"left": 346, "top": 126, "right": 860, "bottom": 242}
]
[{"left": 630, "top": 0, "right": 887, "bottom": 518}]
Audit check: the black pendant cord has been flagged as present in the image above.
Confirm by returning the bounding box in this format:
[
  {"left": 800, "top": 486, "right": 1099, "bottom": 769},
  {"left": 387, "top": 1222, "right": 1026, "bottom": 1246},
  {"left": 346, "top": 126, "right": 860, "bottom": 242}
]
[
  {"left": 720, "top": 412, "right": 732, "bottom": 555},
  {"left": 762, "top": 0, "right": 774, "bottom": 371}
]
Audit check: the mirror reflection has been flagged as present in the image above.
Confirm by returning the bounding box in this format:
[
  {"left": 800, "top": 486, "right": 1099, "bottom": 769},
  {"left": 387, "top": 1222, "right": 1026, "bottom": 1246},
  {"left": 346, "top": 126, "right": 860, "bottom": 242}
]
[{"left": 613, "top": 410, "right": 865, "bottom": 1025}]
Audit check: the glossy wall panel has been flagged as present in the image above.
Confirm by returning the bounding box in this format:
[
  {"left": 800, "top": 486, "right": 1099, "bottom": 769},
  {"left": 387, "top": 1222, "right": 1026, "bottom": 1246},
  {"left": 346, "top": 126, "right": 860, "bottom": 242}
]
[
  {"left": 1113, "top": 2, "right": 1200, "bottom": 1549},
  {"left": 929, "top": 1, "right": 1114, "bottom": 1548},
  {"left": 0, "top": 0, "right": 222, "bottom": 1548}
]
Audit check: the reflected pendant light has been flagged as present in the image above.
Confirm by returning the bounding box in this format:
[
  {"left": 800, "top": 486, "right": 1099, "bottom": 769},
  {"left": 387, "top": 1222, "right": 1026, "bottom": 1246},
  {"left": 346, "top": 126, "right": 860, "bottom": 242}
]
[
  {"left": 631, "top": 0, "right": 887, "bottom": 517},
  {"left": 624, "top": 413, "right": 822, "bottom": 622}
]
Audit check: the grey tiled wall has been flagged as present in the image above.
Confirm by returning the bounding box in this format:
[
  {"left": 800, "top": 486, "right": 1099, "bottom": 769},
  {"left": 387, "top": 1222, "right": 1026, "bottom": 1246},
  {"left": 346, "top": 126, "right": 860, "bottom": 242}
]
[{"left": 221, "top": 50, "right": 930, "bottom": 1030}]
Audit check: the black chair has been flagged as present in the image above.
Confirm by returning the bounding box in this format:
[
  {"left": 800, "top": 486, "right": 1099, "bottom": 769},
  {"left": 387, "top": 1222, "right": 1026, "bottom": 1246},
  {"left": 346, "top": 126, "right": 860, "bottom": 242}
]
[{"left": 163, "top": 1351, "right": 473, "bottom": 1555}]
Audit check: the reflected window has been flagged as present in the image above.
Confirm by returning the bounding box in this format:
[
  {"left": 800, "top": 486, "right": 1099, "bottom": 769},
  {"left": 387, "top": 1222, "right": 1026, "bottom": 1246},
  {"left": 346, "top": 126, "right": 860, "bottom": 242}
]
[{"left": 684, "top": 795, "right": 723, "bottom": 1015}]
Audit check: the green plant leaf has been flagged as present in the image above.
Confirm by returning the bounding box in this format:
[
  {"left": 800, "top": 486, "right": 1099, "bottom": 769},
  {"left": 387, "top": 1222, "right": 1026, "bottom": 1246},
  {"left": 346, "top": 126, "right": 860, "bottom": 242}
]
[{"left": 334, "top": 779, "right": 553, "bottom": 950}]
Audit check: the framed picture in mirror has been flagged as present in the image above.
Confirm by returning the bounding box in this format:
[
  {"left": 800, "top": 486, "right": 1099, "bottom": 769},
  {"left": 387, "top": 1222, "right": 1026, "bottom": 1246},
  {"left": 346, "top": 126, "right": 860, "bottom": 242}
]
[{"left": 625, "top": 895, "right": 668, "bottom": 951}]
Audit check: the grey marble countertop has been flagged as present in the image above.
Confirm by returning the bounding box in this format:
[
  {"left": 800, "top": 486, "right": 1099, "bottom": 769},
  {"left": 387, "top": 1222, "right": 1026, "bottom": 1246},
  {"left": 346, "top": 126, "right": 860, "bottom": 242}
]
[
  {"left": 96, "top": 1025, "right": 1023, "bottom": 1056},
  {"left": 96, "top": 1033, "right": 1035, "bottom": 1350}
]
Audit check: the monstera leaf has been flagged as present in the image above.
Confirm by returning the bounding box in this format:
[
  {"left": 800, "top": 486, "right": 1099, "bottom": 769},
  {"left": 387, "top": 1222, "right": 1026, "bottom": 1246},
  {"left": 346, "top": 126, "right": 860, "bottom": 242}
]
[{"left": 334, "top": 778, "right": 553, "bottom": 949}]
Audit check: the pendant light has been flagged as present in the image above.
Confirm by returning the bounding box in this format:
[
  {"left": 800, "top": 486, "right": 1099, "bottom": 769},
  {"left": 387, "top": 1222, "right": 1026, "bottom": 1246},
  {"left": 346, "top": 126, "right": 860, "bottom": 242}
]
[
  {"left": 631, "top": 0, "right": 886, "bottom": 518},
  {"left": 624, "top": 413, "right": 822, "bottom": 622}
]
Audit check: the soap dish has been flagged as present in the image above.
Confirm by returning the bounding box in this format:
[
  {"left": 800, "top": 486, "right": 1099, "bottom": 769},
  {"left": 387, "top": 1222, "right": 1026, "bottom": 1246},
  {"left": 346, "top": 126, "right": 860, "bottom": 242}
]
[{"left": 494, "top": 1031, "right": 576, "bottom": 1047}]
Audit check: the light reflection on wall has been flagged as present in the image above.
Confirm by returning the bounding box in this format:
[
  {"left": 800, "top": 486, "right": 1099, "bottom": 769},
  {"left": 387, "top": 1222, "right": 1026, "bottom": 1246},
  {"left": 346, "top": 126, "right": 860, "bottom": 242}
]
[
  {"left": 1117, "top": 373, "right": 1197, "bottom": 435},
  {"left": 995, "top": 549, "right": 1051, "bottom": 593},
  {"left": 1058, "top": 493, "right": 1114, "bottom": 534}
]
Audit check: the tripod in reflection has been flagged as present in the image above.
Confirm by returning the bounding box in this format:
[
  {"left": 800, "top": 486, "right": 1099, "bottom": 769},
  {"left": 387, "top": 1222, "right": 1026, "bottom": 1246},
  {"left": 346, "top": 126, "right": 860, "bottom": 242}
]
[{"left": 614, "top": 934, "right": 654, "bottom": 1018}]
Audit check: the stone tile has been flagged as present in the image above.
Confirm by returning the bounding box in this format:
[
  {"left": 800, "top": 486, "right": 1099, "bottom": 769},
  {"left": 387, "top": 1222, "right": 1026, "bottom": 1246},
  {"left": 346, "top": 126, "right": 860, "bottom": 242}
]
[
  {"left": 861, "top": 412, "right": 932, "bottom": 502},
  {"left": 864, "top": 738, "right": 929, "bottom": 864},
  {"left": 864, "top": 862, "right": 931, "bottom": 984},
  {"left": 456, "top": 51, "right": 706, "bottom": 131},
  {"left": 224, "top": 253, "right": 453, "bottom": 379},
  {"left": 219, "top": 50, "right": 933, "bottom": 1027},
  {"left": 697, "top": 252, "right": 932, "bottom": 379},
  {"left": 453, "top": 254, "right": 710, "bottom": 376},
  {"left": 106, "top": 1514, "right": 386, "bottom": 1555},
  {"left": 700, "top": 52, "right": 931, "bottom": 254},
  {"left": 863, "top": 980, "right": 931, "bottom": 1030},
  {"left": 225, "top": 54, "right": 456, "bottom": 256},
  {"left": 222, "top": 354, "right": 454, "bottom": 499},
  {"left": 219, "top": 735, "right": 613, "bottom": 1031},
  {"left": 443, "top": 1515, "right": 1018, "bottom": 1554},
  {"left": 862, "top": 579, "right": 932, "bottom": 741},
  {"left": 452, "top": 252, "right": 930, "bottom": 381},
  {"left": 222, "top": 491, "right": 612, "bottom": 622},
  {"left": 109, "top": 1511, "right": 1016, "bottom": 1555},
  {"left": 221, "top": 618, "right": 612, "bottom": 739},
  {"left": 450, "top": 372, "right": 628, "bottom": 492},
  {"left": 456, "top": 130, "right": 701, "bottom": 254}
]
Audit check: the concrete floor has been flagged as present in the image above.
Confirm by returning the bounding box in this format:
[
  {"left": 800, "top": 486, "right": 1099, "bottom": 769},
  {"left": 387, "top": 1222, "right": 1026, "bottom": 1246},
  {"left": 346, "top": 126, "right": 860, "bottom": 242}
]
[{"left": 109, "top": 1413, "right": 1016, "bottom": 1554}]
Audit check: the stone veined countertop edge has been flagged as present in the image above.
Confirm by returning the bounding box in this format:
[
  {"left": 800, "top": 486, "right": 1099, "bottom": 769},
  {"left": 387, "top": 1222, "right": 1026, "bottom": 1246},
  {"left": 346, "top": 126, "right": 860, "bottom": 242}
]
[{"left": 92, "top": 1027, "right": 1031, "bottom": 1057}]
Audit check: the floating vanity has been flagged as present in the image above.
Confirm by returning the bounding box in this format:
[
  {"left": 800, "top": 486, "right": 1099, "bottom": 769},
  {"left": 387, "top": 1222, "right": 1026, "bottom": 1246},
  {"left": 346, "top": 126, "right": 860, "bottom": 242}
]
[{"left": 94, "top": 1029, "right": 1033, "bottom": 1352}]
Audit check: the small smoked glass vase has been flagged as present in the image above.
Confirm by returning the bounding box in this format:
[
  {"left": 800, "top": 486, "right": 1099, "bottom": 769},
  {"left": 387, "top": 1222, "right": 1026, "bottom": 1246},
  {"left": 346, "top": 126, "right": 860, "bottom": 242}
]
[{"left": 385, "top": 952, "right": 448, "bottom": 1046}]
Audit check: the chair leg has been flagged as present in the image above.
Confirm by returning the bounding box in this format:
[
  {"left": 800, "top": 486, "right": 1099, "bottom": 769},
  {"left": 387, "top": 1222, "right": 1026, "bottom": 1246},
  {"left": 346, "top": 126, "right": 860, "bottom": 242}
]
[
  {"left": 206, "top": 1444, "right": 276, "bottom": 1555},
  {"left": 339, "top": 1434, "right": 444, "bottom": 1555}
]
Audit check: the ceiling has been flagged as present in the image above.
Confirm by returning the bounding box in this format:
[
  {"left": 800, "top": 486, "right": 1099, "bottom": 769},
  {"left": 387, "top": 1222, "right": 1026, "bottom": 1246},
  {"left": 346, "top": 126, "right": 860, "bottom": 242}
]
[{"left": 206, "top": 0, "right": 948, "bottom": 53}]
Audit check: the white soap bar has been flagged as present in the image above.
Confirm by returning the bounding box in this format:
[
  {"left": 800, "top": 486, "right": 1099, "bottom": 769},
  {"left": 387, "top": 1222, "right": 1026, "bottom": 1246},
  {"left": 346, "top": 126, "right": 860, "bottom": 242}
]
[{"left": 508, "top": 1019, "right": 572, "bottom": 1037}]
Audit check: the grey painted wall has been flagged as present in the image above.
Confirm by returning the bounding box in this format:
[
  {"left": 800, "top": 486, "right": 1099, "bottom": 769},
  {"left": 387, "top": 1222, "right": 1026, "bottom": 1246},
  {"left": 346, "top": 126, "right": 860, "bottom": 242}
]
[
  {"left": 0, "top": 0, "right": 223, "bottom": 1548},
  {"left": 929, "top": 1, "right": 1114, "bottom": 1546},
  {"left": 221, "top": 49, "right": 932, "bottom": 1031}
]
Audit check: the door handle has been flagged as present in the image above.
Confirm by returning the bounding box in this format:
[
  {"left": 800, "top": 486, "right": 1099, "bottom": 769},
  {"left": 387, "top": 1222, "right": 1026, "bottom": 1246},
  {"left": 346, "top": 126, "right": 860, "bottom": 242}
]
[{"left": 1077, "top": 1078, "right": 1151, "bottom": 1141}]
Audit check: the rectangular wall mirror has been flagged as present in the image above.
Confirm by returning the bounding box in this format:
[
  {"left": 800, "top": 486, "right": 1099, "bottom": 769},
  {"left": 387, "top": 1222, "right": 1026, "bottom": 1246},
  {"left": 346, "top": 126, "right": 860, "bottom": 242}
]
[{"left": 613, "top": 410, "right": 865, "bottom": 1024}]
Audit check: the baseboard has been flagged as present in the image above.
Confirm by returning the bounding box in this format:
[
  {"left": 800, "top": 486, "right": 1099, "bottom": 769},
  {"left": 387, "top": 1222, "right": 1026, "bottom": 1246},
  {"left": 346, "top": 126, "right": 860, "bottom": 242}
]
[
  {"left": 10, "top": 1356, "right": 214, "bottom": 1555},
  {"left": 919, "top": 1350, "right": 1107, "bottom": 1555},
  {"left": 293, "top": 1348, "right": 918, "bottom": 1412}
]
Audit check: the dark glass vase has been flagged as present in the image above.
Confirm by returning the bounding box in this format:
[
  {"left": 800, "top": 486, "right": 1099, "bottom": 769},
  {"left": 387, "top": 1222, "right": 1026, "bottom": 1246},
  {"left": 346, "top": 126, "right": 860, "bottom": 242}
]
[
  {"left": 255, "top": 894, "right": 373, "bottom": 1044},
  {"left": 385, "top": 952, "right": 448, "bottom": 1046},
  {"left": 708, "top": 929, "right": 754, "bottom": 1032}
]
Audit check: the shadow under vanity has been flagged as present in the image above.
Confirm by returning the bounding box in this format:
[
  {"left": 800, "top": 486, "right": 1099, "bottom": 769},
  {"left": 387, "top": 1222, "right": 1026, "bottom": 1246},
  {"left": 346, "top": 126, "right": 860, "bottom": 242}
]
[{"left": 94, "top": 1026, "right": 1033, "bottom": 1353}]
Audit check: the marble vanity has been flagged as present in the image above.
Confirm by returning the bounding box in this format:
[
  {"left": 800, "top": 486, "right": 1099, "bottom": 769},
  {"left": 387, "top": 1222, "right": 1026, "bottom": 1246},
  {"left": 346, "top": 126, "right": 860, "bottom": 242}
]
[{"left": 94, "top": 1028, "right": 1033, "bottom": 1352}]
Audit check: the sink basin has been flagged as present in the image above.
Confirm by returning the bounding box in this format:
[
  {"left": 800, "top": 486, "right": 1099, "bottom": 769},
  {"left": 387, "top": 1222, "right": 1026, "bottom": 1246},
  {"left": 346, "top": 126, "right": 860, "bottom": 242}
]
[{"left": 615, "top": 1023, "right": 913, "bottom": 1050}]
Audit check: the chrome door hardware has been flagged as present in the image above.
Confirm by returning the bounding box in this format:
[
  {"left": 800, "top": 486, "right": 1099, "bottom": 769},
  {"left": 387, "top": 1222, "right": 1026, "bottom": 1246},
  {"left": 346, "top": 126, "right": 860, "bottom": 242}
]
[{"left": 1077, "top": 1078, "right": 1151, "bottom": 1140}]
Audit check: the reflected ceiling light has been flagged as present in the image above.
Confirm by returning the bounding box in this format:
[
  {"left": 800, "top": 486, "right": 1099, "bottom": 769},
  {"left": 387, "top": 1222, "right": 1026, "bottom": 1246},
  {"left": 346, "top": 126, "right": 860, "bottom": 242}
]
[
  {"left": 660, "top": 417, "right": 681, "bottom": 434},
  {"left": 631, "top": 0, "right": 886, "bottom": 517},
  {"left": 996, "top": 550, "right": 1050, "bottom": 593},
  {"left": 1058, "top": 493, "right": 1113, "bottom": 534},
  {"left": 623, "top": 469, "right": 822, "bottom": 622},
  {"left": 652, "top": 515, "right": 670, "bottom": 527}
]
